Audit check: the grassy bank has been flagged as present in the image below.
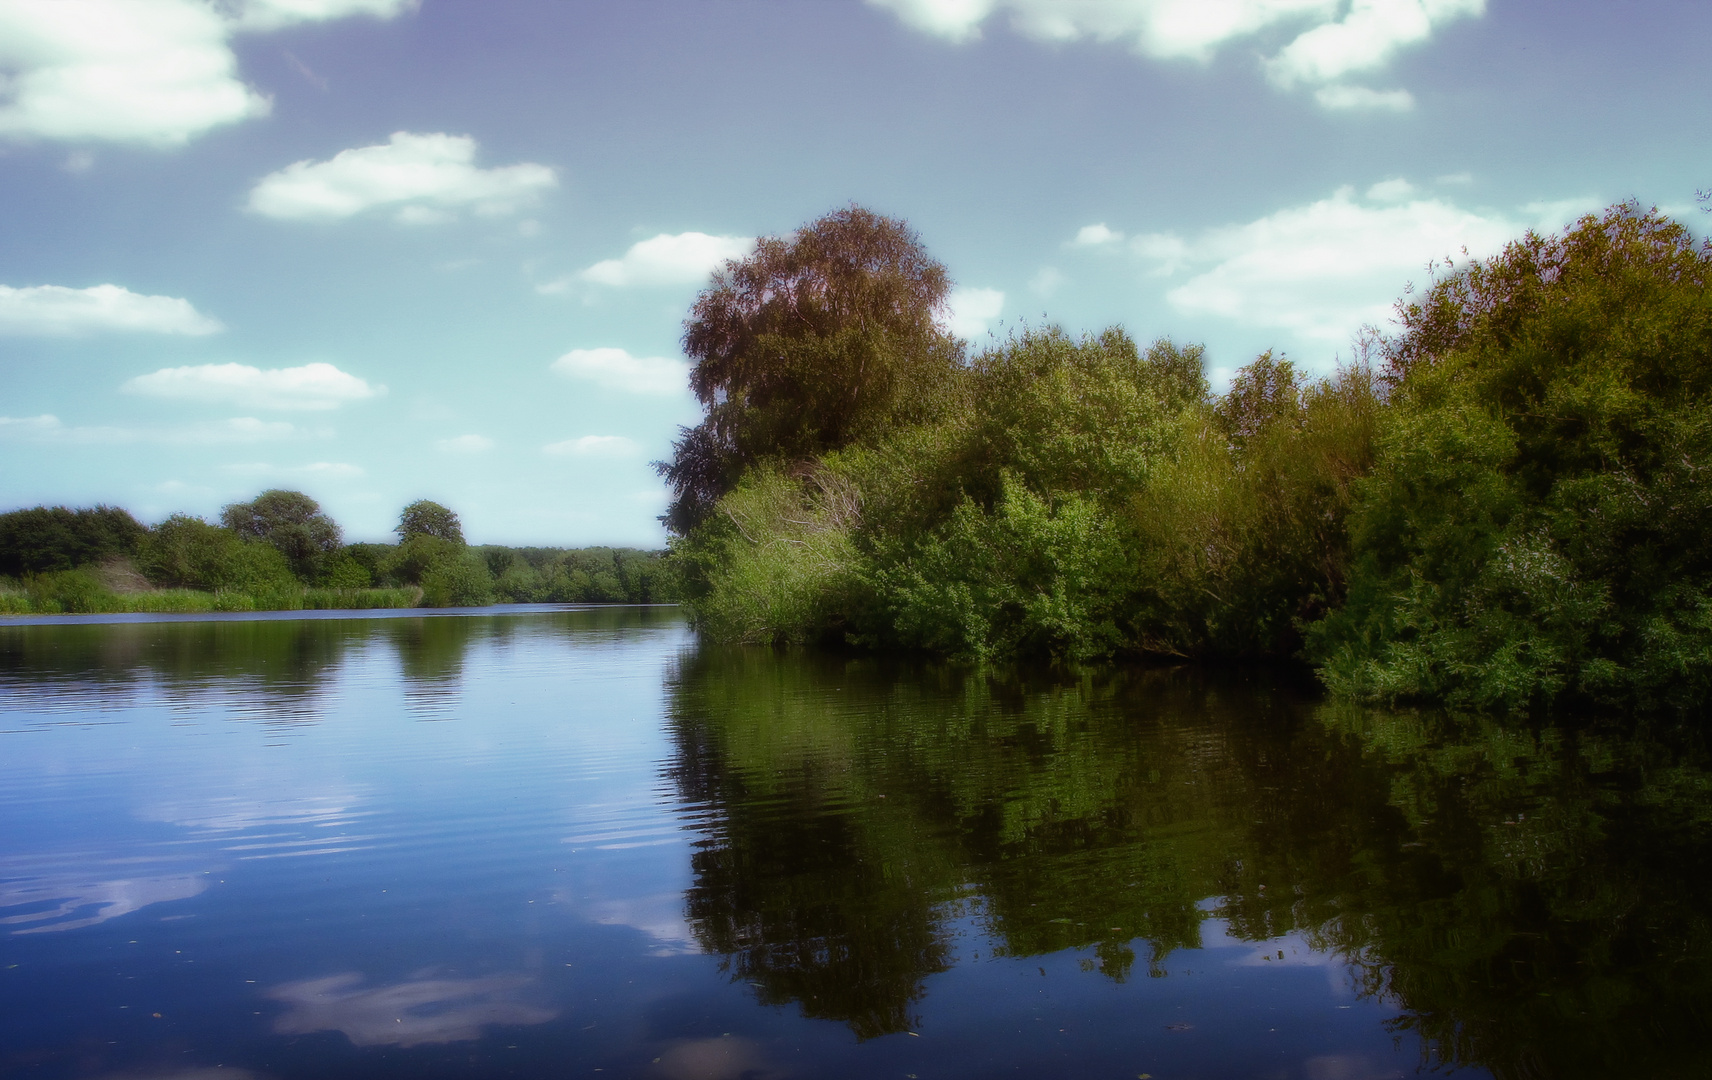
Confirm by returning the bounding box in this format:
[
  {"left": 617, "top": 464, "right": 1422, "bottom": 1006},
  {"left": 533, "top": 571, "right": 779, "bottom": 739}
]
[{"left": 0, "top": 576, "right": 424, "bottom": 616}]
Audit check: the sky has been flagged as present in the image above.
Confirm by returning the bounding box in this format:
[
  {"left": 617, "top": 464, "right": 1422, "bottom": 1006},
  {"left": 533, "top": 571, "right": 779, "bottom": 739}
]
[{"left": 1, "top": 0, "right": 1707, "bottom": 546}]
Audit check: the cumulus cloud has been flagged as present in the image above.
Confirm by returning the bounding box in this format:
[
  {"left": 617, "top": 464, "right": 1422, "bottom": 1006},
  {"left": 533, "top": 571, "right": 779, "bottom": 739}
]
[
  {"left": 1267, "top": 0, "right": 1481, "bottom": 86},
  {"left": 0, "top": 284, "right": 221, "bottom": 336},
  {"left": 247, "top": 132, "right": 556, "bottom": 222},
  {"left": 221, "top": 460, "right": 365, "bottom": 479},
  {"left": 436, "top": 434, "right": 493, "bottom": 454},
  {"left": 0, "top": 414, "right": 303, "bottom": 444},
  {"left": 0, "top": 0, "right": 412, "bottom": 146},
  {"left": 542, "top": 435, "right": 639, "bottom": 457},
  {"left": 550, "top": 347, "right": 690, "bottom": 396},
  {"left": 1135, "top": 183, "right": 1521, "bottom": 341},
  {"left": 869, "top": 0, "right": 1482, "bottom": 107},
  {"left": 943, "top": 286, "right": 1005, "bottom": 340},
  {"left": 122, "top": 362, "right": 381, "bottom": 410},
  {"left": 1314, "top": 84, "right": 1414, "bottom": 111},
  {"left": 569, "top": 232, "right": 754, "bottom": 289},
  {"left": 1072, "top": 223, "right": 1124, "bottom": 246}
]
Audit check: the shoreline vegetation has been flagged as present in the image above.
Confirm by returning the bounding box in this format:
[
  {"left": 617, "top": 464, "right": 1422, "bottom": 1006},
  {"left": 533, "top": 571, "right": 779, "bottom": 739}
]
[
  {"left": 658, "top": 202, "right": 1712, "bottom": 716},
  {"left": 0, "top": 497, "right": 674, "bottom": 617}
]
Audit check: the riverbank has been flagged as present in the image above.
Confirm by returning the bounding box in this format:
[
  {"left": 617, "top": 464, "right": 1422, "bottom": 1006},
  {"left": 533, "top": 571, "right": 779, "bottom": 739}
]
[{"left": 0, "top": 583, "right": 422, "bottom": 616}]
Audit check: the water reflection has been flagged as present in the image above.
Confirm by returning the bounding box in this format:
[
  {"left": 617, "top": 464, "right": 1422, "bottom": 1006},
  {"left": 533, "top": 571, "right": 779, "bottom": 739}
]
[
  {"left": 0, "top": 857, "right": 208, "bottom": 934},
  {"left": 266, "top": 972, "right": 556, "bottom": 1048},
  {"left": 0, "top": 606, "right": 677, "bottom": 729},
  {"left": 665, "top": 648, "right": 1712, "bottom": 1077}
]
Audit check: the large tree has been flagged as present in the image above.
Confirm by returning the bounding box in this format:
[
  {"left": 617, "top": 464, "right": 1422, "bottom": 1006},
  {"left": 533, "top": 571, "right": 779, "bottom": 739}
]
[
  {"left": 658, "top": 206, "right": 963, "bottom": 533},
  {"left": 220, "top": 489, "right": 342, "bottom": 581}
]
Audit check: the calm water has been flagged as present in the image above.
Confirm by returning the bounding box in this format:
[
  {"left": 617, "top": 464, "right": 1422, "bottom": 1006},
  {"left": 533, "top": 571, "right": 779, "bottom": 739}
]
[{"left": 2, "top": 608, "right": 1707, "bottom": 1080}]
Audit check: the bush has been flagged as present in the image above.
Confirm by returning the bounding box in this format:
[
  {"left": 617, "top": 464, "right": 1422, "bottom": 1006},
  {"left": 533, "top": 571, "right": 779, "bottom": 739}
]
[
  {"left": 1307, "top": 204, "right": 1712, "bottom": 713},
  {"left": 420, "top": 553, "right": 495, "bottom": 607},
  {"left": 137, "top": 515, "right": 298, "bottom": 592},
  {"left": 0, "top": 505, "right": 146, "bottom": 575}
]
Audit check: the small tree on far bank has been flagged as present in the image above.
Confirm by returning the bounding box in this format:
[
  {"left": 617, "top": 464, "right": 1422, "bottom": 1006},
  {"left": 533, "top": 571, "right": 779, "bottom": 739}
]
[{"left": 398, "top": 500, "right": 465, "bottom": 544}]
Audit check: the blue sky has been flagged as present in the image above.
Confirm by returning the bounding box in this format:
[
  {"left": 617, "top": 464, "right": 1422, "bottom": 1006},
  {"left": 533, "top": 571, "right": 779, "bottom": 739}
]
[{"left": 1, "top": 0, "right": 1706, "bottom": 545}]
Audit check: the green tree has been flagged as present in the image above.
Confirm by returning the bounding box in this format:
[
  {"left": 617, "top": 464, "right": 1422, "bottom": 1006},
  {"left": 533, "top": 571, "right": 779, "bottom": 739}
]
[
  {"left": 137, "top": 514, "right": 296, "bottom": 592},
  {"left": 397, "top": 499, "right": 465, "bottom": 544},
  {"left": 0, "top": 505, "right": 146, "bottom": 575},
  {"left": 1308, "top": 203, "right": 1712, "bottom": 713},
  {"left": 659, "top": 205, "right": 963, "bottom": 533},
  {"left": 220, "top": 490, "right": 342, "bottom": 582}
]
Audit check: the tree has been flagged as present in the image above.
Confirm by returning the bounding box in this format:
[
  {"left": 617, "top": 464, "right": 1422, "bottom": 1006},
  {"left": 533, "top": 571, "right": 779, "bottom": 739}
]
[
  {"left": 0, "top": 505, "right": 146, "bottom": 576},
  {"left": 137, "top": 514, "right": 296, "bottom": 592},
  {"left": 659, "top": 205, "right": 963, "bottom": 533},
  {"left": 220, "top": 490, "right": 342, "bottom": 581},
  {"left": 397, "top": 500, "right": 465, "bottom": 544},
  {"left": 1308, "top": 203, "right": 1712, "bottom": 713}
]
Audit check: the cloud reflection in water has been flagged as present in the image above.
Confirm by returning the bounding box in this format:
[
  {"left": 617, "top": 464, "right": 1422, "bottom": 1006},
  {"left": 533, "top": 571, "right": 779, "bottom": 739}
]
[
  {"left": 0, "top": 861, "right": 208, "bottom": 934},
  {"left": 266, "top": 972, "right": 556, "bottom": 1047}
]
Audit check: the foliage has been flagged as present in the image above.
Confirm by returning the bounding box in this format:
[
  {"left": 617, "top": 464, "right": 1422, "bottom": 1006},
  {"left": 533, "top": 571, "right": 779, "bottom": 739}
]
[
  {"left": 1307, "top": 203, "right": 1712, "bottom": 713},
  {"left": 672, "top": 319, "right": 1380, "bottom": 662},
  {"left": 874, "top": 475, "right": 1131, "bottom": 661},
  {"left": 480, "top": 545, "right": 675, "bottom": 604},
  {"left": 137, "top": 514, "right": 299, "bottom": 592},
  {"left": 0, "top": 505, "right": 146, "bottom": 575},
  {"left": 220, "top": 489, "right": 343, "bottom": 581},
  {"left": 0, "top": 574, "right": 418, "bottom": 614},
  {"left": 397, "top": 499, "right": 465, "bottom": 544},
  {"left": 670, "top": 466, "right": 866, "bottom": 645},
  {"left": 419, "top": 550, "right": 496, "bottom": 607},
  {"left": 659, "top": 205, "right": 963, "bottom": 533}
]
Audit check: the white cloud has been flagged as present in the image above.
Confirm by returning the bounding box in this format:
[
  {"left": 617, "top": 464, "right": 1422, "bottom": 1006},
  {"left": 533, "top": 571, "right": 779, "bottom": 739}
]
[
  {"left": 1268, "top": 0, "right": 1482, "bottom": 87},
  {"left": 869, "top": 0, "right": 1482, "bottom": 107},
  {"left": 247, "top": 132, "right": 556, "bottom": 222},
  {"left": 550, "top": 347, "right": 690, "bottom": 396},
  {"left": 122, "top": 362, "right": 381, "bottom": 411},
  {"left": 571, "top": 232, "right": 754, "bottom": 289},
  {"left": 1314, "top": 84, "right": 1414, "bottom": 111},
  {"left": 1366, "top": 177, "right": 1416, "bottom": 201},
  {"left": 543, "top": 435, "right": 639, "bottom": 457},
  {"left": 0, "top": 0, "right": 412, "bottom": 146},
  {"left": 436, "top": 434, "right": 493, "bottom": 454},
  {"left": 943, "top": 286, "right": 1005, "bottom": 340},
  {"left": 0, "top": 414, "right": 304, "bottom": 445},
  {"left": 1136, "top": 183, "right": 1521, "bottom": 342},
  {"left": 1072, "top": 223, "right": 1124, "bottom": 246},
  {"left": 221, "top": 460, "right": 365, "bottom": 479},
  {"left": 234, "top": 0, "right": 417, "bottom": 33},
  {"left": 1028, "top": 267, "right": 1067, "bottom": 296},
  {"left": 0, "top": 284, "right": 221, "bottom": 336}
]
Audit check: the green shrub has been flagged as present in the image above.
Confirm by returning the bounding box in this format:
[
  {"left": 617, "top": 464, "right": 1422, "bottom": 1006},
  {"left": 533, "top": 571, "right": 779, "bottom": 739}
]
[
  {"left": 138, "top": 515, "right": 298, "bottom": 592},
  {"left": 1307, "top": 204, "right": 1712, "bottom": 713},
  {"left": 874, "top": 474, "right": 1131, "bottom": 661},
  {"left": 0, "top": 505, "right": 146, "bottom": 575},
  {"left": 420, "top": 553, "right": 495, "bottom": 607},
  {"left": 674, "top": 466, "right": 866, "bottom": 645}
]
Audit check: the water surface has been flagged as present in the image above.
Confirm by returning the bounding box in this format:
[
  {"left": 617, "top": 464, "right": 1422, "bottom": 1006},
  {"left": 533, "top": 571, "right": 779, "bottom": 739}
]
[{"left": 2, "top": 608, "right": 1706, "bottom": 1079}]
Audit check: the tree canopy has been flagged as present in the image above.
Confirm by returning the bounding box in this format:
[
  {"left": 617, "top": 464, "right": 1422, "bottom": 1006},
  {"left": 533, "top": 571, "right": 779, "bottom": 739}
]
[
  {"left": 220, "top": 490, "right": 342, "bottom": 581},
  {"left": 1308, "top": 203, "right": 1712, "bottom": 712},
  {"left": 0, "top": 505, "right": 145, "bottom": 575},
  {"left": 397, "top": 499, "right": 465, "bottom": 544},
  {"left": 659, "top": 205, "right": 963, "bottom": 533}
]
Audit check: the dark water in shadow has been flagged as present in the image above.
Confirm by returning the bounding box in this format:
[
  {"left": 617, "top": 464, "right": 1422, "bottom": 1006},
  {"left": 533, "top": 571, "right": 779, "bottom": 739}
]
[{"left": 2, "top": 609, "right": 1707, "bottom": 1079}]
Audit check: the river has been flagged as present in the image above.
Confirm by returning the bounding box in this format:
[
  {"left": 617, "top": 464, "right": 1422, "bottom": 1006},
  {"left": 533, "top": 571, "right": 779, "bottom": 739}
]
[{"left": 2, "top": 607, "right": 1706, "bottom": 1079}]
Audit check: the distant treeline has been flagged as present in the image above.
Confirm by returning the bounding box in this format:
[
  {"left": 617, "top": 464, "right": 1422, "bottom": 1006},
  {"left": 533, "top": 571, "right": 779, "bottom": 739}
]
[
  {"left": 0, "top": 494, "right": 673, "bottom": 614},
  {"left": 661, "top": 202, "right": 1712, "bottom": 715}
]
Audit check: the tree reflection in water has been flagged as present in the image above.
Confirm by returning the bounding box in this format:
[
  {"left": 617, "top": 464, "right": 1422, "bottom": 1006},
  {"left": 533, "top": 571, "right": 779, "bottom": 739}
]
[{"left": 665, "top": 647, "right": 1712, "bottom": 1078}]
